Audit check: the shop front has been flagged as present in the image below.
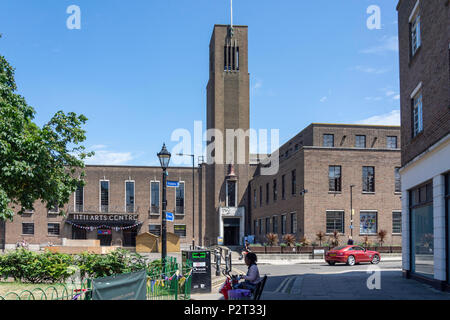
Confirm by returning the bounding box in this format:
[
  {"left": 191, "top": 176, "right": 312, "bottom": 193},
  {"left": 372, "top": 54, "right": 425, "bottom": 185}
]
[{"left": 66, "top": 213, "right": 142, "bottom": 247}]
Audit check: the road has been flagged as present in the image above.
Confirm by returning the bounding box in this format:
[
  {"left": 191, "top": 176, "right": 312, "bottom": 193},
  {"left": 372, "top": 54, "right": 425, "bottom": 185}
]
[{"left": 231, "top": 261, "right": 450, "bottom": 300}]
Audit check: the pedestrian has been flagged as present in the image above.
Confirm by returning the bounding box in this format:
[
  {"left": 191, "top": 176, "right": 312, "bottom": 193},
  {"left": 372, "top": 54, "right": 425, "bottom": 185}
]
[
  {"left": 236, "top": 252, "right": 261, "bottom": 292},
  {"left": 347, "top": 236, "right": 354, "bottom": 245}
]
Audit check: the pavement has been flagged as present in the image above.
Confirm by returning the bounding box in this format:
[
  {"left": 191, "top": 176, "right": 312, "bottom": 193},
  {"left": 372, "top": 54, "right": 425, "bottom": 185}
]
[{"left": 190, "top": 261, "right": 450, "bottom": 300}]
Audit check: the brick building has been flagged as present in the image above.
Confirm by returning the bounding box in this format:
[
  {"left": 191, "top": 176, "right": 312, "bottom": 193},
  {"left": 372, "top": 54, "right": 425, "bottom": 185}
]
[
  {"left": 0, "top": 22, "right": 404, "bottom": 251},
  {"left": 396, "top": 0, "right": 450, "bottom": 290},
  {"left": 249, "top": 124, "right": 402, "bottom": 246}
]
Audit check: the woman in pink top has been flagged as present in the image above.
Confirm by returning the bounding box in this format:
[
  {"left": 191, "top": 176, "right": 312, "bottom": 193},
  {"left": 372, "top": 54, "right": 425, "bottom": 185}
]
[{"left": 236, "top": 252, "right": 261, "bottom": 292}]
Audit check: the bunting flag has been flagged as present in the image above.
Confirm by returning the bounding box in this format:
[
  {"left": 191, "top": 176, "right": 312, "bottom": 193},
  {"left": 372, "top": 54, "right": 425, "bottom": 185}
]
[{"left": 65, "top": 220, "right": 143, "bottom": 230}]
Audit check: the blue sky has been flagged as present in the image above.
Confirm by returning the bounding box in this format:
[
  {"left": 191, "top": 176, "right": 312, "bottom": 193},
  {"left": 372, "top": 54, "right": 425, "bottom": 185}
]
[{"left": 0, "top": 0, "right": 400, "bottom": 166}]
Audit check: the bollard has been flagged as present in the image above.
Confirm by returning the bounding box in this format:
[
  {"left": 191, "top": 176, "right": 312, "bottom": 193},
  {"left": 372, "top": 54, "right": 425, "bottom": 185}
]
[
  {"left": 228, "top": 251, "right": 232, "bottom": 273},
  {"left": 215, "top": 250, "right": 221, "bottom": 276}
]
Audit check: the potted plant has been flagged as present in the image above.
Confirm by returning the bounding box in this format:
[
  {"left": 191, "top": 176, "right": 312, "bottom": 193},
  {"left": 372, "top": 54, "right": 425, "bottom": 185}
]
[
  {"left": 282, "top": 234, "right": 297, "bottom": 253},
  {"left": 316, "top": 231, "right": 325, "bottom": 247},
  {"left": 329, "top": 230, "right": 340, "bottom": 248},
  {"left": 265, "top": 233, "right": 281, "bottom": 253},
  {"left": 248, "top": 243, "right": 265, "bottom": 253},
  {"left": 297, "top": 236, "right": 313, "bottom": 253}
]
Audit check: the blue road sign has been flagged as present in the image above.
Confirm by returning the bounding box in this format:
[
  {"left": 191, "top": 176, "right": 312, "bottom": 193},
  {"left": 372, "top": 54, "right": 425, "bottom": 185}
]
[
  {"left": 166, "top": 212, "right": 174, "bottom": 222},
  {"left": 167, "top": 181, "right": 179, "bottom": 187}
]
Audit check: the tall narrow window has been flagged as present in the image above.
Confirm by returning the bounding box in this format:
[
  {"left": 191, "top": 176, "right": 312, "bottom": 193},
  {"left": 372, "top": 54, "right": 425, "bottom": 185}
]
[
  {"left": 410, "top": 9, "right": 421, "bottom": 56},
  {"left": 150, "top": 181, "right": 160, "bottom": 214},
  {"left": 281, "top": 175, "right": 286, "bottom": 199},
  {"left": 291, "top": 170, "right": 296, "bottom": 195},
  {"left": 266, "top": 183, "right": 269, "bottom": 204},
  {"left": 395, "top": 168, "right": 401, "bottom": 193},
  {"left": 265, "top": 218, "right": 270, "bottom": 235},
  {"left": 100, "top": 181, "right": 109, "bottom": 213},
  {"left": 392, "top": 211, "right": 402, "bottom": 234},
  {"left": 226, "top": 180, "right": 236, "bottom": 207},
  {"left": 176, "top": 182, "right": 185, "bottom": 214},
  {"left": 125, "top": 181, "right": 135, "bottom": 213},
  {"left": 290, "top": 213, "right": 297, "bottom": 234},
  {"left": 273, "top": 179, "right": 277, "bottom": 202},
  {"left": 323, "top": 134, "right": 334, "bottom": 147},
  {"left": 329, "top": 166, "right": 342, "bottom": 192},
  {"left": 362, "top": 167, "right": 375, "bottom": 192},
  {"left": 412, "top": 91, "right": 423, "bottom": 137},
  {"left": 258, "top": 218, "right": 262, "bottom": 235},
  {"left": 75, "top": 185, "right": 83, "bottom": 212},
  {"left": 355, "top": 135, "right": 366, "bottom": 148},
  {"left": 253, "top": 189, "right": 257, "bottom": 208},
  {"left": 272, "top": 216, "right": 278, "bottom": 234},
  {"left": 281, "top": 215, "right": 287, "bottom": 235},
  {"left": 259, "top": 186, "right": 262, "bottom": 207}
]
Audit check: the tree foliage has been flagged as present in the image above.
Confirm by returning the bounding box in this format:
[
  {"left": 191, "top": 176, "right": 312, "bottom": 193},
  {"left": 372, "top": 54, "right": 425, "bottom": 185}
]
[{"left": 0, "top": 36, "right": 92, "bottom": 220}]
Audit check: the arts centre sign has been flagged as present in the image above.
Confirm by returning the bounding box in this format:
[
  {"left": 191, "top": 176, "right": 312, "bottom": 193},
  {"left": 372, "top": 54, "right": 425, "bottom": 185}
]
[{"left": 68, "top": 214, "right": 139, "bottom": 222}]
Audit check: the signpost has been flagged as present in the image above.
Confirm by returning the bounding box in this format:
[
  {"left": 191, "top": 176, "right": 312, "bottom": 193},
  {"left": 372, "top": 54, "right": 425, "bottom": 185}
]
[
  {"left": 166, "top": 212, "right": 174, "bottom": 222},
  {"left": 167, "top": 181, "right": 179, "bottom": 187}
]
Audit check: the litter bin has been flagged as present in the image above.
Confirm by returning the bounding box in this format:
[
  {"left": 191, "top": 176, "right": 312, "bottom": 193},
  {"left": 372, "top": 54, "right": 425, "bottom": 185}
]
[{"left": 182, "top": 250, "right": 212, "bottom": 294}]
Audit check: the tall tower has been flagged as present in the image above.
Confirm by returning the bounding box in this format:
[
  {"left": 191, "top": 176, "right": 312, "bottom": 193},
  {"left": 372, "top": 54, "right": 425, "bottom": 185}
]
[{"left": 205, "top": 24, "right": 250, "bottom": 246}]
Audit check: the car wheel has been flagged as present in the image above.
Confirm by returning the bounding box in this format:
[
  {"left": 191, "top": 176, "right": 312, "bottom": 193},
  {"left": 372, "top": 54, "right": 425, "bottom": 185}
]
[
  {"left": 371, "top": 255, "right": 380, "bottom": 264},
  {"left": 327, "top": 261, "right": 335, "bottom": 266},
  {"left": 346, "top": 255, "right": 356, "bottom": 266}
]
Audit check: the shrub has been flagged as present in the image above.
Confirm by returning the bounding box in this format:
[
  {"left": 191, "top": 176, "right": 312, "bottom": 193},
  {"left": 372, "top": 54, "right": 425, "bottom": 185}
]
[
  {"left": 282, "top": 234, "right": 296, "bottom": 247},
  {"left": 265, "top": 233, "right": 279, "bottom": 246},
  {"left": 316, "top": 231, "right": 325, "bottom": 247},
  {"left": 299, "top": 236, "right": 310, "bottom": 246},
  {"left": 377, "top": 230, "right": 387, "bottom": 246},
  {"left": 362, "top": 235, "right": 372, "bottom": 247},
  {"left": 329, "top": 231, "right": 340, "bottom": 247}
]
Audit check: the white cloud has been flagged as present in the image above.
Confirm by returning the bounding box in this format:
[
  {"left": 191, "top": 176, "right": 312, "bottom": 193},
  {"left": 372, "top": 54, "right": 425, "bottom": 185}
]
[
  {"left": 360, "top": 36, "right": 399, "bottom": 54},
  {"left": 355, "top": 110, "right": 400, "bottom": 126},
  {"left": 393, "top": 94, "right": 400, "bottom": 100},
  {"left": 84, "top": 145, "right": 133, "bottom": 165},
  {"left": 385, "top": 90, "right": 396, "bottom": 97},
  {"left": 365, "top": 96, "right": 383, "bottom": 101},
  {"left": 354, "top": 66, "right": 389, "bottom": 74},
  {"left": 320, "top": 96, "right": 328, "bottom": 103}
]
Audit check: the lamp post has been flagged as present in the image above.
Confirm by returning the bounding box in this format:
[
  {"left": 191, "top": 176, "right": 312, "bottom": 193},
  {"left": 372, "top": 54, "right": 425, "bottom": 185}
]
[
  {"left": 157, "top": 143, "right": 171, "bottom": 264},
  {"left": 350, "top": 184, "right": 355, "bottom": 238},
  {"left": 177, "top": 153, "right": 195, "bottom": 250}
]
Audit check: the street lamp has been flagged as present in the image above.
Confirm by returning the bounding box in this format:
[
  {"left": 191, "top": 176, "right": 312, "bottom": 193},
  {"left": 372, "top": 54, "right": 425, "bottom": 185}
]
[
  {"left": 177, "top": 153, "right": 195, "bottom": 250},
  {"left": 157, "top": 143, "right": 171, "bottom": 264},
  {"left": 350, "top": 184, "right": 355, "bottom": 238}
]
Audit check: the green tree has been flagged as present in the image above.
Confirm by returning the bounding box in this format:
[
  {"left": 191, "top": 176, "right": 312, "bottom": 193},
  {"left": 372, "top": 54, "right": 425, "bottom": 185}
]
[{"left": 0, "top": 35, "right": 93, "bottom": 220}]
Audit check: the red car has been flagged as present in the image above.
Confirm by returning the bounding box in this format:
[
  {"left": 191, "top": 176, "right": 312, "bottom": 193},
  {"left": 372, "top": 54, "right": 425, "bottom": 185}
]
[{"left": 325, "top": 245, "right": 380, "bottom": 266}]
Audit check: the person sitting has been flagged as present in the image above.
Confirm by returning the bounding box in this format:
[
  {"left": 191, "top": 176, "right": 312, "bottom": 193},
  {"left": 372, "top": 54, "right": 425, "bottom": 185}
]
[
  {"left": 236, "top": 252, "right": 261, "bottom": 292},
  {"left": 347, "top": 236, "right": 354, "bottom": 245}
]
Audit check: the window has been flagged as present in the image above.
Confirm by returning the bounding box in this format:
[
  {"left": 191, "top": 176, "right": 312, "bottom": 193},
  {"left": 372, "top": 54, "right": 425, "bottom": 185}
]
[
  {"left": 100, "top": 180, "right": 109, "bottom": 213},
  {"left": 290, "top": 213, "right": 297, "bottom": 234},
  {"left": 387, "top": 136, "right": 398, "bottom": 149},
  {"left": 125, "top": 181, "right": 135, "bottom": 213},
  {"left": 395, "top": 168, "right": 401, "bottom": 193},
  {"left": 150, "top": 181, "right": 160, "bottom": 214},
  {"left": 176, "top": 182, "right": 185, "bottom": 214},
  {"left": 22, "top": 223, "right": 34, "bottom": 235},
  {"left": 253, "top": 189, "right": 257, "bottom": 208},
  {"left": 392, "top": 211, "right": 402, "bottom": 234},
  {"left": 258, "top": 218, "right": 262, "bottom": 235},
  {"left": 224, "top": 45, "right": 239, "bottom": 71},
  {"left": 281, "top": 215, "right": 287, "bottom": 235},
  {"left": 149, "top": 224, "right": 161, "bottom": 237},
  {"left": 360, "top": 211, "right": 378, "bottom": 235},
  {"left": 326, "top": 211, "right": 344, "bottom": 234},
  {"left": 75, "top": 185, "right": 83, "bottom": 212},
  {"left": 48, "top": 223, "right": 60, "bottom": 236},
  {"left": 281, "top": 175, "right": 286, "bottom": 199},
  {"left": 355, "top": 135, "right": 366, "bottom": 148},
  {"left": 259, "top": 186, "right": 262, "bottom": 207},
  {"left": 410, "top": 8, "right": 421, "bottom": 56},
  {"left": 412, "top": 91, "right": 423, "bottom": 137},
  {"left": 226, "top": 180, "right": 236, "bottom": 207},
  {"left": 272, "top": 216, "right": 278, "bottom": 234},
  {"left": 266, "top": 183, "right": 269, "bottom": 204},
  {"left": 329, "top": 166, "right": 342, "bottom": 192},
  {"left": 273, "top": 179, "right": 277, "bottom": 202},
  {"left": 174, "top": 225, "right": 186, "bottom": 238},
  {"left": 254, "top": 220, "right": 258, "bottom": 235},
  {"left": 265, "top": 218, "right": 270, "bottom": 235},
  {"left": 323, "top": 134, "right": 334, "bottom": 147},
  {"left": 362, "top": 166, "right": 375, "bottom": 192},
  {"left": 291, "top": 170, "right": 296, "bottom": 195},
  {"left": 410, "top": 182, "right": 434, "bottom": 278}
]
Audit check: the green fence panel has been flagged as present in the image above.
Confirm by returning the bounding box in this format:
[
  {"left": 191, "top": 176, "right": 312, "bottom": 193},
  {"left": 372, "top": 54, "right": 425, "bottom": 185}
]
[{"left": 92, "top": 269, "right": 147, "bottom": 300}]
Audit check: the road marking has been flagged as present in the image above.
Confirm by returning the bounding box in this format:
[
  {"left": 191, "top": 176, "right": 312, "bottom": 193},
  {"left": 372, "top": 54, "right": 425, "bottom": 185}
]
[{"left": 274, "top": 277, "right": 291, "bottom": 293}]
